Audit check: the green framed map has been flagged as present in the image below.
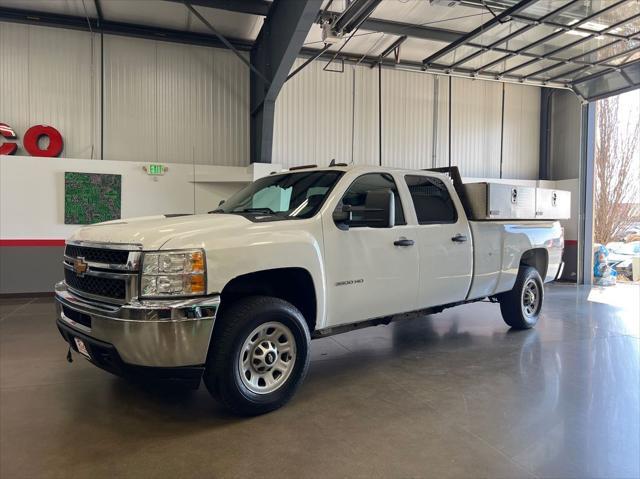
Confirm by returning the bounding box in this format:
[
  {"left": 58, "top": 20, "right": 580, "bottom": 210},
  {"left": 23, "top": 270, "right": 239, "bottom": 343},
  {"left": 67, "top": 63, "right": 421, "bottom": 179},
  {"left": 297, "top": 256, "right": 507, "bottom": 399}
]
[{"left": 64, "top": 172, "right": 121, "bottom": 225}]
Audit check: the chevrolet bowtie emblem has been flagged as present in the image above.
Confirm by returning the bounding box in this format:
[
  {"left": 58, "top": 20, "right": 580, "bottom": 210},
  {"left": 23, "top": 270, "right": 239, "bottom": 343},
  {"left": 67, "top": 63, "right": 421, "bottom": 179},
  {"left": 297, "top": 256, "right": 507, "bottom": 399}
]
[{"left": 73, "top": 257, "right": 89, "bottom": 277}]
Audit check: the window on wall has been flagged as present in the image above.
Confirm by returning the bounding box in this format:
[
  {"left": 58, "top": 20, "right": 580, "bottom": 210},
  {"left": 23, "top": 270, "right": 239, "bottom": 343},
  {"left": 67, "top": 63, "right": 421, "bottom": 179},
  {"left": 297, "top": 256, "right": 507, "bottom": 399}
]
[
  {"left": 405, "top": 175, "right": 457, "bottom": 224},
  {"left": 340, "top": 173, "right": 406, "bottom": 227}
]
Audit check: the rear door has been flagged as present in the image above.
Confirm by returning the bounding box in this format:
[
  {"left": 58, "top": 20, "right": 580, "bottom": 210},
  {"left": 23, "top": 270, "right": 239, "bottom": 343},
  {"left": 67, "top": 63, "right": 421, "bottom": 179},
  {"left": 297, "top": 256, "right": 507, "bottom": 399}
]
[
  {"left": 403, "top": 174, "right": 473, "bottom": 308},
  {"left": 322, "top": 172, "right": 420, "bottom": 327}
]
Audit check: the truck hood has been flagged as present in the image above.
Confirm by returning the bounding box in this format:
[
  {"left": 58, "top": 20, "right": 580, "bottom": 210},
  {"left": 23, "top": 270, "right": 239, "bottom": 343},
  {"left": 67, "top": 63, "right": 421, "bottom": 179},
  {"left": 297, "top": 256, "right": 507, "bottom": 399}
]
[{"left": 69, "top": 214, "right": 252, "bottom": 250}]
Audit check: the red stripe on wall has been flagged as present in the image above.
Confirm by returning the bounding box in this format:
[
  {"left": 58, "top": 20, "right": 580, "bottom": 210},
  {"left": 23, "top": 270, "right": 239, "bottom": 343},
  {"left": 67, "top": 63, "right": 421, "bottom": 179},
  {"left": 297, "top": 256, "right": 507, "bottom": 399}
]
[
  {"left": 565, "top": 240, "right": 578, "bottom": 246},
  {"left": 0, "top": 239, "right": 65, "bottom": 247}
]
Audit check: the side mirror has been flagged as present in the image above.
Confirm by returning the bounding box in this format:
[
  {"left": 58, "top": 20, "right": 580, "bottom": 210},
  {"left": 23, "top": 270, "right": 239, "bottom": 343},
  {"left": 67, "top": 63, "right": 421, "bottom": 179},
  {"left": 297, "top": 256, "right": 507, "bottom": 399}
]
[
  {"left": 362, "top": 189, "right": 395, "bottom": 228},
  {"left": 335, "top": 189, "right": 395, "bottom": 230},
  {"left": 333, "top": 205, "right": 352, "bottom": 230},
  {"left": 218, "top": 200, "right": 225, "bottom": 207}
]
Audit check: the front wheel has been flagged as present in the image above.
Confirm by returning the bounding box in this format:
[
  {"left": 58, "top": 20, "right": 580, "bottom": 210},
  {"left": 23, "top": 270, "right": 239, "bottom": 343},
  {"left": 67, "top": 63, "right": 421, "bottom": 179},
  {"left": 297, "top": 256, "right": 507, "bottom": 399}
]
[
  {"left": 498, "top": 266, "right": 543, "bottom": 330},
  {"left": 204, "top": 296, "right": 311, "bottom": 416}
]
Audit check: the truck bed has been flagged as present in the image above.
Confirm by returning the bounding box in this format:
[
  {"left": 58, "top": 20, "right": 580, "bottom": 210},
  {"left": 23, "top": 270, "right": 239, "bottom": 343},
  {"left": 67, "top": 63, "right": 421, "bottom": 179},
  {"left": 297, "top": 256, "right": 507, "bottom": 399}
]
[{"left": 466, "top": 220, "right": 564, "bottom": 301}]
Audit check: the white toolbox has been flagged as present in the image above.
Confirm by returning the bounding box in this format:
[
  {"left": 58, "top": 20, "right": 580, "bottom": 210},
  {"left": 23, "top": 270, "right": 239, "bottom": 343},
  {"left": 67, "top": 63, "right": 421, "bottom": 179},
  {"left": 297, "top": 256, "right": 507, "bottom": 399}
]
[
  {"left": 535, "top": 188, "right": 571, "bottom": 219},
  {"left": 463, "top": 183, "right": 536, "bottom": 220}
]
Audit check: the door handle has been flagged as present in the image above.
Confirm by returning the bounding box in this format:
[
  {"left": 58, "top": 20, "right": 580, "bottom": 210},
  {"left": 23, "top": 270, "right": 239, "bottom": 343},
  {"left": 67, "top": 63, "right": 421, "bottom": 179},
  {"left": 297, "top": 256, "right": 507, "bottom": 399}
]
[
  {"left": 451, "top": 234, "right": 468, "bottom": 243},
  {"left": 394, "top": 238, "right": 415, "bottom": 247}
]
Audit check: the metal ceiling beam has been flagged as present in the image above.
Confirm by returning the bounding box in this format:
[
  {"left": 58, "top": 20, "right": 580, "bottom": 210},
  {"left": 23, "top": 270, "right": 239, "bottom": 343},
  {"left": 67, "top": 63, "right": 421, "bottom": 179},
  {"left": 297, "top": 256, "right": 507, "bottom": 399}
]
[
  {"left": 361, "top": 18, "right": 462, "bottom": 43},
  {"left": 332, "top": 0, "right": 383, "bottom": 34},
  {"left": 185, "top": 2, "right": 268, "bottom": 83},
  {"left": 0, "top": 6, "right": 253, "bottom": 50},
  {"left": 167, "top": 0, "right": 466, "bottom": 45},
  {"left": 370, "top": 35, "right": 407, "bottom": 68},
  {"left": 163, "top": 0, "right": 271, "bottom": 16},
  {"left": 94, "top": 0, "right": 104, "bottom": 25},
  {"left": 250, "top": 0, "right": 324, "bottom": 163},
  {"left": 422, "top": 0, "right": 539, "bottom": 66},
  {"left": 300, "top": 46, "right": 570, "bottom": 89},
  {"left": 316, "top": 12, "right": 464, "bottom": 44}
]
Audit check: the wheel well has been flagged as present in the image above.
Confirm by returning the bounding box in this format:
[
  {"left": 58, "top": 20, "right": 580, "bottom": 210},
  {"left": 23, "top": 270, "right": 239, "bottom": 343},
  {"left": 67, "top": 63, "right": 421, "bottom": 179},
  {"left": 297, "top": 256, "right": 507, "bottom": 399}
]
[
  {"left": 220, "top": 268, "right": 317, "bottom": 333},
  {"left": 520, "top": 248, "right": 548, "bottom": 279}
]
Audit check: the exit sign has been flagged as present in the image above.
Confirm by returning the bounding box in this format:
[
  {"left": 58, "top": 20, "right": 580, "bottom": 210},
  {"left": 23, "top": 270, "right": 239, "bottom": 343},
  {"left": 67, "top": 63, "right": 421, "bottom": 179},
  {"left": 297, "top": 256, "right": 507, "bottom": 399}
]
[{"left": 143, "top": 164, "right": 167, "bottom": 175}]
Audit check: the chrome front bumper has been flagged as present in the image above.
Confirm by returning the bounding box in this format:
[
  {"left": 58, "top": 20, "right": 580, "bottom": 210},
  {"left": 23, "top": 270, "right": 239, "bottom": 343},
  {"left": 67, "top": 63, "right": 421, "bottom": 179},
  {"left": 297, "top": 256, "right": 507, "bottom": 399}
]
[{"left": 55, "top": 281, "right": 219, "bottom": 367}]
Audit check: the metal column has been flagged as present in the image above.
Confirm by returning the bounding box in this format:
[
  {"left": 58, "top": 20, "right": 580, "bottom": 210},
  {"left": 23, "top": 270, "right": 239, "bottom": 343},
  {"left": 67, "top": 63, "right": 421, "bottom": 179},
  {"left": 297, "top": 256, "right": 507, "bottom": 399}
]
[
  {"left": 578, "top": 102, "right": 596, "bottom": 285},
  {"left": 250, "top": 0, "right": 323, "bottom": 163}
]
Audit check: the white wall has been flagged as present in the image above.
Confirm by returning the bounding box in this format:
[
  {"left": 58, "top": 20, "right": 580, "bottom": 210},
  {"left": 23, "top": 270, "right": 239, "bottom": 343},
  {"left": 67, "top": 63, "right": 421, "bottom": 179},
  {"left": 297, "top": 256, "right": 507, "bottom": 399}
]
[
  {"left": 0, "top": 22, "right": 249, "bottom": 167},
  {"left": 0, "top": 155, "right": 254, "bottom": 240},
  {"left": 274, "top": 60, "right": 541, "bottom": 179}
]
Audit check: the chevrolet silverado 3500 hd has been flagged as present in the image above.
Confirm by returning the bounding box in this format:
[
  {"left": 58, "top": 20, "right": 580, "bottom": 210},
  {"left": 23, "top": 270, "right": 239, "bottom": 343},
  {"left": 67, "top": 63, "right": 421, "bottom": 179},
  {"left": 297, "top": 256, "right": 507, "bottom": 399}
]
[{"left": 56, "top": 165, "right": 565, "bottom": 415}]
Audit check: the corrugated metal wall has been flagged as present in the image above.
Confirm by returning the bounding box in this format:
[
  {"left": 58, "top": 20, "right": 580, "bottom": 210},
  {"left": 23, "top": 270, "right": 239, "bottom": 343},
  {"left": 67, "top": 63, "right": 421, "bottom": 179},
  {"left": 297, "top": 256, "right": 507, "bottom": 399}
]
[
  {"left": 0, "top": 22, "right": 98, "bottom": 159},
  {"left": 0, "top": 22, "right": 249, "bottom": 166},
  {"left": 2, "top": 22, "right": 541, "bottom": 177},
  {"left": 450, "top": 77, "right": 503, "bottom": 178},
  {"left": 274, "top": 62, "right": 541, "bottom": 179},
  {"left": 502, "top": 83, "right": 541, "bottom": 179}
]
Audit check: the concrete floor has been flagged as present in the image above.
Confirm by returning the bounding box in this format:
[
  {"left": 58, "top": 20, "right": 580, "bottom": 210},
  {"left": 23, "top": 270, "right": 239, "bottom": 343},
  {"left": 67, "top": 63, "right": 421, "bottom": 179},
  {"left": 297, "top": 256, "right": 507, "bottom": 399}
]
[{"left": 1, "top": 283, "right": 639, "bottom": 479}]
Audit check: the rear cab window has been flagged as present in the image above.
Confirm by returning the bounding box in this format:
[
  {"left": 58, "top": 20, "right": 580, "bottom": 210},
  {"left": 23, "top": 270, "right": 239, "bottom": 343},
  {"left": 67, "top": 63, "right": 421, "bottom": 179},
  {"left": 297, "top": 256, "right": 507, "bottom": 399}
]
[{"left": 404, "top": 175, "right": 458, "bottom": 224}]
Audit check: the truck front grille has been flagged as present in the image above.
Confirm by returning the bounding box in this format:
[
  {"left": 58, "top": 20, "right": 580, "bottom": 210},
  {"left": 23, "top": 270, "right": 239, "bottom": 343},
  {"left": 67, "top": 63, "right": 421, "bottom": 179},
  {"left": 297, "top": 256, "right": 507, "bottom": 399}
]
[
  {"left": 65, "top": 245, "right": 129, "bottom": 265},
  {"left": 64, "top": 269, "right": 126, "bottom": 300},
  {"left": 63, "top": 242, "right": 141, "bottom": 304}
]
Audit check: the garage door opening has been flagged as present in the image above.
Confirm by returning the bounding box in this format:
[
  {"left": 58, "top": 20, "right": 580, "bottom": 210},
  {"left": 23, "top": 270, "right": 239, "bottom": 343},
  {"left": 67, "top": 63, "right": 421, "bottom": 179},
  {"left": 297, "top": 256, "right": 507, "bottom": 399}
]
[{"left": 592, "top": 89, "right": 640, "bottom": 286}]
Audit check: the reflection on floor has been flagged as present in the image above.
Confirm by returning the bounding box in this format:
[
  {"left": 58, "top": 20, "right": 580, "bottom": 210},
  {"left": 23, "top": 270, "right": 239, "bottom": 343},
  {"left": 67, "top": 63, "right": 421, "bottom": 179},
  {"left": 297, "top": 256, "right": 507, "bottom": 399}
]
[{"left": 1, "top": 284, "right": 639, "bottom": 478}]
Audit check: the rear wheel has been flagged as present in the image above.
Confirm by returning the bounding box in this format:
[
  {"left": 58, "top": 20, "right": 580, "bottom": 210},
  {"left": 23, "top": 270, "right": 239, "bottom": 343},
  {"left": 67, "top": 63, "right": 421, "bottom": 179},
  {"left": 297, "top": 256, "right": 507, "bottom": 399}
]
[
  {"left": 499, "top": 266, "right": 543, "bottom": 330},
  {"left": 204, "top": 296, "right": 311, "bottom": 416}
]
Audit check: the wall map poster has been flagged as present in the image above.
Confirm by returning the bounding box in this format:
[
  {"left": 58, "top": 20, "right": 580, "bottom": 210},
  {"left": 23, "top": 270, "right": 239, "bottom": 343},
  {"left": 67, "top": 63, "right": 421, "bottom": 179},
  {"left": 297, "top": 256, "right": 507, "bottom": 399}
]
[{"left": 64, "top": 172, "right": 121, "bottom": 224}]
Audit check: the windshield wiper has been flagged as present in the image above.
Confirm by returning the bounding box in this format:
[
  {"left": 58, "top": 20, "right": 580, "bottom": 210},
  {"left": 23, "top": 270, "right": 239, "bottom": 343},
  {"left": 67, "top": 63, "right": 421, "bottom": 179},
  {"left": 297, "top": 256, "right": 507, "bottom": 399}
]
[{"left": 235, "top": 207, "right": 278, "bottom": 215}]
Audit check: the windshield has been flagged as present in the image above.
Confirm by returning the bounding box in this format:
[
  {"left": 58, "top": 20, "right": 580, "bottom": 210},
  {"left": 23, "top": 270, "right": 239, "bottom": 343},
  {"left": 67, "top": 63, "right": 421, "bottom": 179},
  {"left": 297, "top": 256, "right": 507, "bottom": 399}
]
[
  {"left": 618, "top": 242, "right": 640, "bottom": 255},
  {"left": 215, "top": 171, "right": 343, "bottom": 219}
]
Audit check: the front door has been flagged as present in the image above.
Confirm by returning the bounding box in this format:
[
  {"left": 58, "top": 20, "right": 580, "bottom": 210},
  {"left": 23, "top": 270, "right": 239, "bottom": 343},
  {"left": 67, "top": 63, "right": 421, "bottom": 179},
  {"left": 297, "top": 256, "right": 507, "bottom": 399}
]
[{"left": 322, "top": 173, "right": 420, "bottom": 328}]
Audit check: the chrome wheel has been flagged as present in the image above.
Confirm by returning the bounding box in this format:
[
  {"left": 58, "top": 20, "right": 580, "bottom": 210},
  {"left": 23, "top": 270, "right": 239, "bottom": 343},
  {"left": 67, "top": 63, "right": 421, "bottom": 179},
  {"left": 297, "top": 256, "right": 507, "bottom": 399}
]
[
  {"left": 239, "top": 321, "right": 297, "bottom": 395},
  {"left": 521, "top": 279, "right": 540, "bottom": 318}
]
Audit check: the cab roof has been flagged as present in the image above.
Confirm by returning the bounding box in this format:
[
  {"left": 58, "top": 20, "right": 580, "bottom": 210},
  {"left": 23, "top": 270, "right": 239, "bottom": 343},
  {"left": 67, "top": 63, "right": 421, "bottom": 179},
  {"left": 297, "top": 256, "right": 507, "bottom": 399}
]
[{"left": 278, "top": 164, "right": 450, "bottom": 181}]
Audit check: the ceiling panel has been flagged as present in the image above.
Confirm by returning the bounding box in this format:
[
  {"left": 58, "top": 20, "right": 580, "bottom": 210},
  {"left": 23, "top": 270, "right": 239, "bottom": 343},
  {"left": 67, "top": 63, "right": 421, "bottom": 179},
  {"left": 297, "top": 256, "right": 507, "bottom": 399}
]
[
  {"left": 457, "top": 49, "right": 508, "bottom": 70},
  {"left": 518, "top": 0, "right": 575, "bottom": 19},
  {"left": 549, "top": 0, "right": 622, "bottom": 26},
  {"left": 100, "top": 0, "right": 190, "bottom": 30},
  {"left": 581, "top": 1, "right": 640, "bottom": 31},
  {"left": 553, "top": 36, "right": 618, "bottom": 60},
  {"left": 495, "top": 24, "right": 560, "bottom": 51},
  {"left": 577, "top": 38, "right": 640, "bottom": 63},
  {"left": 186, "top": 7, "right": 263, "bottom": 41}
]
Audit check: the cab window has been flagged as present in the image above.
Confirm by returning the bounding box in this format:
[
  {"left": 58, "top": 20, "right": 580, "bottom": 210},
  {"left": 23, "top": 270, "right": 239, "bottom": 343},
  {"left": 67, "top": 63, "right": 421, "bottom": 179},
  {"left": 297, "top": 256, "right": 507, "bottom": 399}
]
[
  {"left": 404, "top": 175, "right": 457, "bottom": 224},
  {"left": 340, "top": 173, "right": 405, "bottom": 227}
]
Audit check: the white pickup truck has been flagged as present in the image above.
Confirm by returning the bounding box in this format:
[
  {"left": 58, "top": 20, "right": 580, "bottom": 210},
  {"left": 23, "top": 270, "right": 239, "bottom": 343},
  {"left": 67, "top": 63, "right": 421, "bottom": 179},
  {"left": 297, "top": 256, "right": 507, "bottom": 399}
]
[{"left": 56, "top": 165, "right": 564, "bottom": 415}]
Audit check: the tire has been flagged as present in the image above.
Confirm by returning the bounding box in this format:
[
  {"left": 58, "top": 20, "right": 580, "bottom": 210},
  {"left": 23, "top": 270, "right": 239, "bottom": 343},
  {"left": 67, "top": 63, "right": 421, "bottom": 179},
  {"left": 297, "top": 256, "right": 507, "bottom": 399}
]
[
  {"left": 204, "top": 296, "right": 311, "bottom": 416},
  {"left": 498, "top": 266, "right": 543, "bottom": 330}
]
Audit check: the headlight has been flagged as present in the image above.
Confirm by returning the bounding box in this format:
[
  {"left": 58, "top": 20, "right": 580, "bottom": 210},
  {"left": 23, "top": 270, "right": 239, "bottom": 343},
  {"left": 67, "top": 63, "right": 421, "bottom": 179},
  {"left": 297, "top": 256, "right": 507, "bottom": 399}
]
[{"left": 141, "top": 250, "right": 206, "bottom": 297}]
